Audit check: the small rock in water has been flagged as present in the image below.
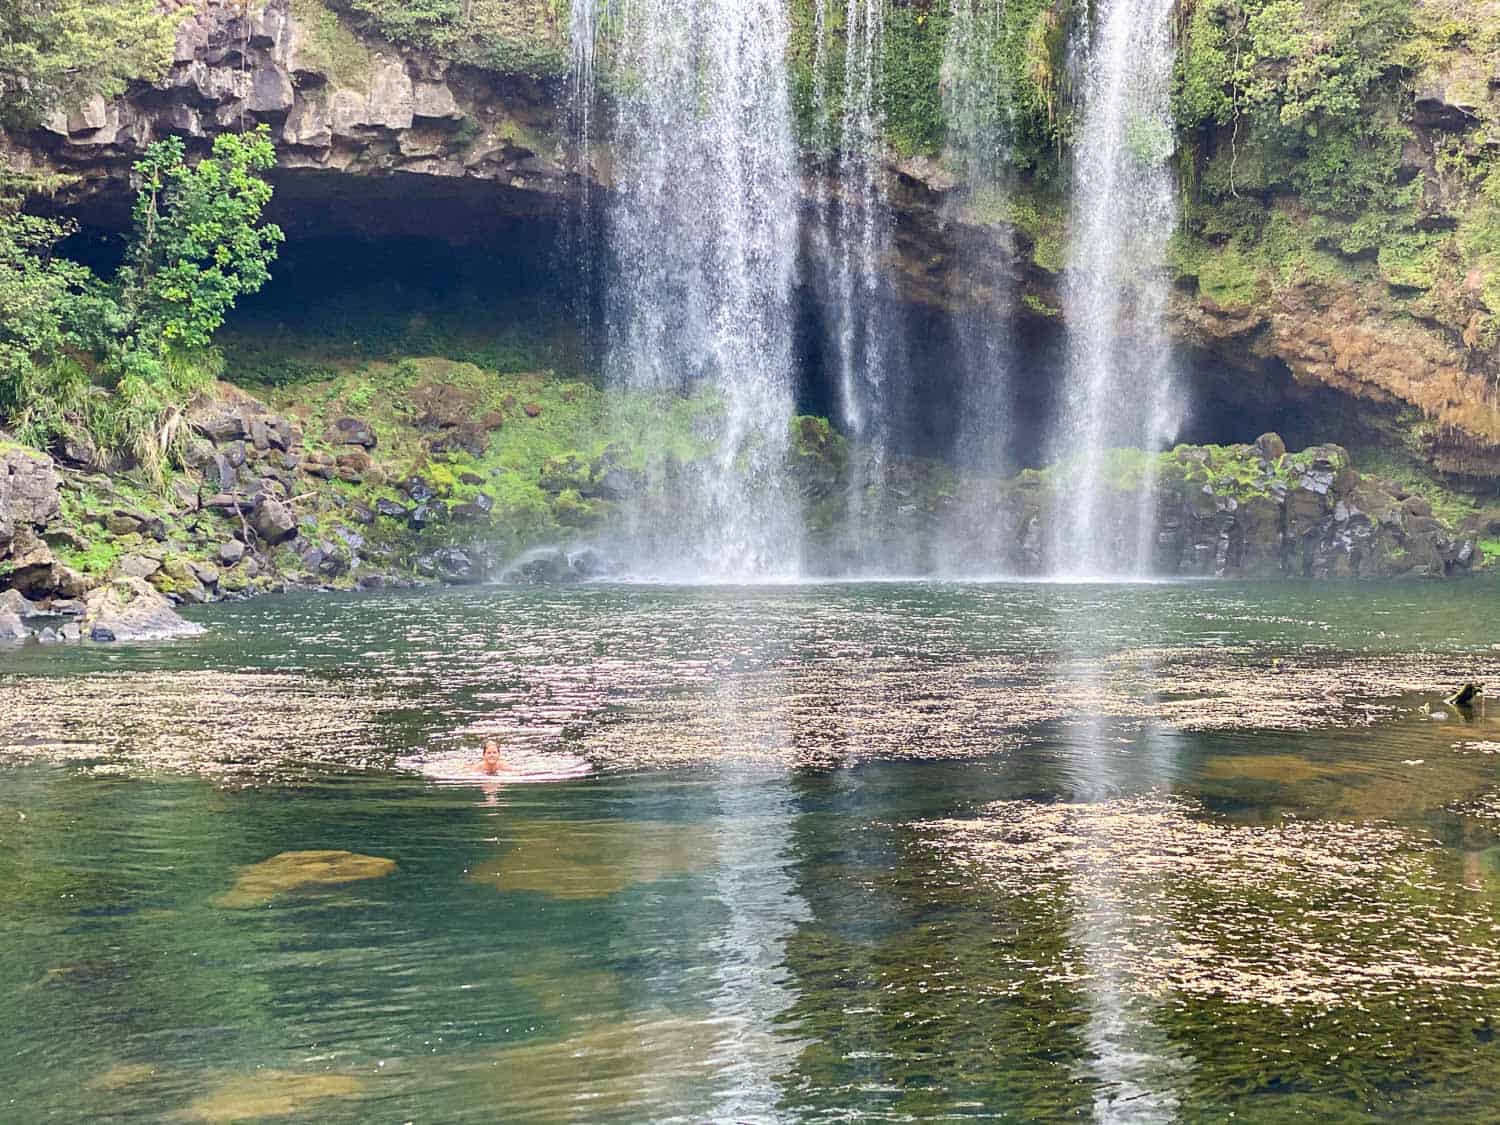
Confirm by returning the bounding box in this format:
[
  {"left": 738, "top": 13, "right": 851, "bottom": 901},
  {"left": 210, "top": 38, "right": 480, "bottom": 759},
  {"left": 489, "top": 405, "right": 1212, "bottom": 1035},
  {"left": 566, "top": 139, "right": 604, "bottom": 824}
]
[{"left": 89, "top": 626, "right": 115, "bottom": 642}]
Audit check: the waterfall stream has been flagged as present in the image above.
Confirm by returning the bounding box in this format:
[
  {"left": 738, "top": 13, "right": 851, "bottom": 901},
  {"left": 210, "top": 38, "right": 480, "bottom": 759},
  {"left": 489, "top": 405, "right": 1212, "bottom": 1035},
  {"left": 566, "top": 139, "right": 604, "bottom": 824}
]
[
  {"left": 576, "top": 0, "right": 804, "bottom": 579},
  {"left": 1048, "top": 0, "right": 1182, "bottom": 577},
  {"left": 811, "top": 0, "right": 897, "bottom": 573},
  {"left": 935, "top": 0, "right": 1020, "bottom": 575}
]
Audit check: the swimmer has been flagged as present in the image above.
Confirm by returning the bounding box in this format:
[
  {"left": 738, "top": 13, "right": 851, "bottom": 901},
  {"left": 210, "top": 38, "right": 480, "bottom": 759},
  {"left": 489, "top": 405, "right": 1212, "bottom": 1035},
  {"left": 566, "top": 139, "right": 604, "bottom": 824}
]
[{"left": 477, "top": 739, "right": 509, "bottom": 776}]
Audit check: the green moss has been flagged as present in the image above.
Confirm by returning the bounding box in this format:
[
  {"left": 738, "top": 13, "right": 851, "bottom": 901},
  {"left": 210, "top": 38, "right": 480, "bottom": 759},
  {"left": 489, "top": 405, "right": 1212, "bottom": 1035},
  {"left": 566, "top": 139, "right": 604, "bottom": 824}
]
[
  {"left": 879, "top": 4, "right": 949, "bottom": 158},
  {"left": 964, "top": 184, "right": 1068, "bottom": 272},
  {"left": 54, "top": 538, "right": 120, "bottom": 578},
  {"left": 1171, "top": 236, "right": 1267, "bottom": 309},
  {"left": 326, "top": 0, "right": 567, "bottom": 78},
  {"left": 1349, "top": 445, "right": 1479, "bottom": 526},
  {"left": 1480, "top": 538, "right": 1500, "bottom": 563},
  {"left": 1377, "top": 231, "right": 1449, "bottom": 292},
  {"left": 552, "top": 488, "right": 603, "bottom": 528},
  {"left": 789, "top": 0, "right": 1067, "bottom": 174},
  {"left": 289, "top": 0, "right": 373, "bottom": 90}
]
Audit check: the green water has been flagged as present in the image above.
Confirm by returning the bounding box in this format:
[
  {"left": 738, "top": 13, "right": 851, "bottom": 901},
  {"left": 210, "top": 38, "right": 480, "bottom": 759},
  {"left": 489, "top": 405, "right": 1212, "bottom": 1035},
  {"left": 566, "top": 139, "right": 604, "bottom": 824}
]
[{"left": 3, "top": 580, "right": 1500, "bottom": 1122}]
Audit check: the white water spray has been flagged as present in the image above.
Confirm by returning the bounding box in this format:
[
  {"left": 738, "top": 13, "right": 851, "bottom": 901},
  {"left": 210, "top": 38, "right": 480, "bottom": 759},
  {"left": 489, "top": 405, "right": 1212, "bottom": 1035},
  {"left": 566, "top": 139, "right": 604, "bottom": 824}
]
[
  {"left": 811, "top": 0, "right": 896, "bottom": 572},
  {"left": 1048, "top": 0, "right": 1182, "bottom": 577},
  {"left": 935, "top": 0, "right": 1022, "bottom": 575},
  {"left": 576, "top": 0, "right": 804, "bottom": 579}
]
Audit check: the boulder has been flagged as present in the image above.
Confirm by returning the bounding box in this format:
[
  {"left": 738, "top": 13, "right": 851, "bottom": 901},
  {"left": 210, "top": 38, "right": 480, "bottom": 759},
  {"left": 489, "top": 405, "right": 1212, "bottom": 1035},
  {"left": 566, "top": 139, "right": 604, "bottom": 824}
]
[
  {"left": 251, "top": 498, "right": 297, "bottom": 545},
  {"left": 116, "top": 554, "right": 162, "bottom": 580},
  {"left": 502, "top": 549, "right": 575, "bottom": 586},
  {"left": 6, "top": 532, "right": 62, "bottom": 597},
  {"left": 408, "top": 502, "right": 445, "bottom": 529},
  {"left": 52, "top": 565, "right": 88, "bottom": 599},
  {"left": 0, "top": 589, "right": 36, "bottom": 640},
  {"left": 82, "top": 577, "right": 206, "bottom": 641},
  {"left": 451, "top": 499, "right": 492, "bottom": 522},
  {"left": 170, "top": 477, "right": 201, "bottom": 513},
  {"left": 218, "top": 540, "right": 246, "bottom": 566},
  {"left": 374, "top": 498, "right": 408, "bottom": 520},
  {"left": 1253, "top": 432, "right": 1286, "bottom": 463},
  {"left": 150, "top": 555, "right": 209, "bottom": 603},
  {"left": 328, "top": 417, "right": 377, "bottom": 449},
  {"left": 1, "top": 445, "right": 62, "bottom": 556},
  {"left": 190, "top": 404, "right": 248, "bottom": 443},
  {"left": 336, "top": 449, "right": 373, "bottom": 475},
  {"left": 332, "top": 527, "right": 364, "bottom": 553},
  {"left": 539, "top": 453, "right": 592, "bottom": 494},
  {"left": 434, "top": 547, "right": 478, "bottom": 583}
]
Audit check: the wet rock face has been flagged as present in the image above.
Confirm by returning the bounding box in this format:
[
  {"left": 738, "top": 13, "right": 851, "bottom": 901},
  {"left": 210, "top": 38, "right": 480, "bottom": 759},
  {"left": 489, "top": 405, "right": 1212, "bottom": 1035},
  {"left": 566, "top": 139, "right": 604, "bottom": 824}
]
[
  {"left": 1149, "top": 440, "right": 1477, "bottom": 580},
  {"left": 829, "top": 436, "right": 1482, "bottom": 582}
]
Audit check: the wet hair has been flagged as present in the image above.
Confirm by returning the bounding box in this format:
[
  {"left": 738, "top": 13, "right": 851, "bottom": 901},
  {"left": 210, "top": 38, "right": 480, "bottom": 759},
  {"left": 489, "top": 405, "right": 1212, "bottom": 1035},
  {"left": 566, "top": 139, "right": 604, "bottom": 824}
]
[{"left": 483, "top": 740, "right": 501, "bottom": 754}]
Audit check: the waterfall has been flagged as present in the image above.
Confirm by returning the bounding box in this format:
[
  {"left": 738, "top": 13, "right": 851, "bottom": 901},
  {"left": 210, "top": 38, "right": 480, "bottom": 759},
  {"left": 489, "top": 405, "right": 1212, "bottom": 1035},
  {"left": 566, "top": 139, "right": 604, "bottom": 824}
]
[
  {"left": 935, "top": 0, "right": 1020, "bottom": 575},
  {"left": 1047, "top": 0, "right": 1182, "bottom": 577},
  {"left": 811, "top": 0, "right": 896, "bottom": 573},
  {"left": 576, "top": 0, "right": 804, "bottom": 580}
]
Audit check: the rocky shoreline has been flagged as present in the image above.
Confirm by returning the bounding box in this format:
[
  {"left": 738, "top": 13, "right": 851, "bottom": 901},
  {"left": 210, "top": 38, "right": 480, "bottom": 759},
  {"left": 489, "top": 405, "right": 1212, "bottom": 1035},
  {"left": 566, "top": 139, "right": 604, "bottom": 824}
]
[{"left": 2, "top": 361, "right": 1496, "bottom": 647}]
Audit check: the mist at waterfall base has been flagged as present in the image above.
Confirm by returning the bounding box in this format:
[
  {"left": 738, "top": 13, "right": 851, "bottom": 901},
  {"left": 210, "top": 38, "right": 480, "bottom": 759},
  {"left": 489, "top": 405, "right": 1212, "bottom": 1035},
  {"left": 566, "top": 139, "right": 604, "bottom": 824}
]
[
  {"left": 581, "top": 0, "right": 804, "bottom": 581},
  {"left": 570, "top": 0, "right": 1183, "bottom": 584}
]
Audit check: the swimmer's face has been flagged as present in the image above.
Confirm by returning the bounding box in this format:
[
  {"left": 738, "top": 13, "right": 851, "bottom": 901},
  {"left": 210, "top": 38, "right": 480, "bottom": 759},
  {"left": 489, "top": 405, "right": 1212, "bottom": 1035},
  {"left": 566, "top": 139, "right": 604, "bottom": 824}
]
[{"left": 481, "top": 742, "right": 502, "bottom": 774}]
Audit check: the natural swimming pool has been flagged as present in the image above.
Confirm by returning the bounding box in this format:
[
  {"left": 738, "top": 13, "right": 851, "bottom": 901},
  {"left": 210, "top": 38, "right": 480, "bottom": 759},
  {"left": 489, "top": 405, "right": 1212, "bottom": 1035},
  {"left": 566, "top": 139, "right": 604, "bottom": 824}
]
[{"left": 3, "top": 579, "right": 1500, "bottom": 1121}]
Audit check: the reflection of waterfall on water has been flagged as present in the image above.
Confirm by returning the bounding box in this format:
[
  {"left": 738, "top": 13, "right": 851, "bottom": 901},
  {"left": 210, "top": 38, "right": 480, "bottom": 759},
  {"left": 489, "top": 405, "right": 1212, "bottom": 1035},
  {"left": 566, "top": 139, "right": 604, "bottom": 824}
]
[
  {"left": 575, "top": 0, "right": 803, "bottom": 579},
  {"left": 1057, "top": 598, "right": 1189, "bottom": 1118},
  {"left": 702, "top": 615, "right": 811, "bottom": 1119},
  {"left": 934, "top": 0, "right": 1021, "bottom": 575},
  {"left": 1047, "top": 0, "right": 1182, "bottom": 577},
  {"left": 810, "top": 0, "right": 898, "bottom": 572}
]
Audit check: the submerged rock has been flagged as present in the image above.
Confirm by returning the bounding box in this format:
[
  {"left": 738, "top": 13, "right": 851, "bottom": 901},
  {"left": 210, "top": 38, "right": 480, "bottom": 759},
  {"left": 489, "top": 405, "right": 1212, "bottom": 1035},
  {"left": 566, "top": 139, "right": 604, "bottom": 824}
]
[
  {"left": 214, "top": 849, "right": 397, "bottom": 908},
  {"left": 1447, "top": 684, "right": 1484, "bottom": 708},
  {"left": 181, "top": 1070, "right": 365, "bottom": 1122}
]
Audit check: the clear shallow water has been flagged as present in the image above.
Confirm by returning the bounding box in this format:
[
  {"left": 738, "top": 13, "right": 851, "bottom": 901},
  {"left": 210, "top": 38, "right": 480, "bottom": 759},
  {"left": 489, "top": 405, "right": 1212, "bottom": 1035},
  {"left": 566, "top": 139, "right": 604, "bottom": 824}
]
[{"left": 3, "top": 580, "right": 1500, "bottom": 1121}]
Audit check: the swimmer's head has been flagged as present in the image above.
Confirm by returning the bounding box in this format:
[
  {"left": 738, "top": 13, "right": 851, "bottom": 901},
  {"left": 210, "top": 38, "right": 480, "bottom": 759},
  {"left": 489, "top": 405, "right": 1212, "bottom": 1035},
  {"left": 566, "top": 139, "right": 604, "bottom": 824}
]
[{"left": 481, "top": 740, "right": 503, "bottom": 774}]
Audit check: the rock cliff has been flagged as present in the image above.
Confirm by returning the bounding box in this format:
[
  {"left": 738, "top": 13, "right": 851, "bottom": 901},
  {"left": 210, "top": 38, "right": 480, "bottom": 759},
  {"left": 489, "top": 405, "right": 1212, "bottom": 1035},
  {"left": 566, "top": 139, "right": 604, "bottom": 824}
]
[{"left": 5, "top": 0, "right": 1500, "bottom": 486}]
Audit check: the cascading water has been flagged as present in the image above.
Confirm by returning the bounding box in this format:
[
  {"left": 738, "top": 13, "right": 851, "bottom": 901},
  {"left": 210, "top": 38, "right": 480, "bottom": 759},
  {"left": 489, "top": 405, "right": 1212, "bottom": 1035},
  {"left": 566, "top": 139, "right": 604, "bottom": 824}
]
[
  {"left": 1047, "top": 0, "right": 1182, "bottom": 578},
  {"left": 810, "top": 0, "right": 897, "bottom": 572},
  {"left": 934, "top": 0, "right": 1020, "bottom": 575},
  {"left": 575, "top": 0, "right": 803, "bottom": 580}
]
